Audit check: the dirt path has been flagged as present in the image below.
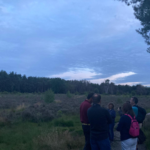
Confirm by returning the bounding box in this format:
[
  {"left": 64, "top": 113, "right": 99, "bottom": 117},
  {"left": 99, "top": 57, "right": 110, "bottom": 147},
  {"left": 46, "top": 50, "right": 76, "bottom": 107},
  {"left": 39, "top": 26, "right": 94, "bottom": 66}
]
[{"left": 111, "top": 131, "right": 147, "bottom": 150}]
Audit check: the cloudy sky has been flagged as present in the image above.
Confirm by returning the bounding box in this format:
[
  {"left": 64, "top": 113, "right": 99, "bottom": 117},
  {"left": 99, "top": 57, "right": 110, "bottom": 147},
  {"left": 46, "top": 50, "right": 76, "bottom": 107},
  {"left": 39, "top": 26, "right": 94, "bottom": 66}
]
[{"left": 0, "top": 0, "right": 149, "bottom": 86}]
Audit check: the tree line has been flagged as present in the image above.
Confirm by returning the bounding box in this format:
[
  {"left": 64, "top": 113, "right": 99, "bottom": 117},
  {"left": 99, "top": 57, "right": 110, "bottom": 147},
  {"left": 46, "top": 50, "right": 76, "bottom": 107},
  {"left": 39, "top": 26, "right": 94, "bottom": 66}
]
[{"left": 0, "top": 70, "right": 150, "bottom": 95}]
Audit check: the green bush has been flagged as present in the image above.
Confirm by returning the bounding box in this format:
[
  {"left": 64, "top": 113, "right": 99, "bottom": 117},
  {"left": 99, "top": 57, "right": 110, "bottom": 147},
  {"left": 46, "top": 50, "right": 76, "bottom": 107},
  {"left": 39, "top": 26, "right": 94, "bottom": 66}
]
[
  {"left": 57, "top": 110, "right": 63, "bottom": 116},
  {"left": 54, "top": 118, "right": 74, "bottom": 127},
  {"left": 44, "top": 89, "right": 55, "bottom": 103},
  {"left": 67, "top": 91, "right": 72, "bottom": 98},
  {"left": 72, "top": 128, "right": 83, "bottom": 136}
]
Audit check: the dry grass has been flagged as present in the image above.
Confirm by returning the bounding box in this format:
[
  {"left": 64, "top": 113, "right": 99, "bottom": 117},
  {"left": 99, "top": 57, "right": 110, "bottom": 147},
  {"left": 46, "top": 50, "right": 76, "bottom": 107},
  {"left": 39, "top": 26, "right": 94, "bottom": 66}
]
[
  {"left": 33, "top": 129, "right": 84, "bottom": 150},
  {"left": 0, "top": 94, "right": 150, "bottom": 123},
  {"left": 16, "top": 103, "right": 27, "bottom": 111},
  {"left": 33, "top": 102, "right": 42, "bottom": 107},
  {"left": 0, "top": 116, "right": 6, "bottom": 123},
  {"left": 55, "top": 100, "right": 62, "bottom": 103}
]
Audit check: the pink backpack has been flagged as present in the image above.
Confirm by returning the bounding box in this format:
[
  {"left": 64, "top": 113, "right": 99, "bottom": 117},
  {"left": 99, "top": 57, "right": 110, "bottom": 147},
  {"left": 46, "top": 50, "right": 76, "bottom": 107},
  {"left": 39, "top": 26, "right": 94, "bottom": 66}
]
[{"left": 125, "top": 114, "right": 139, "bottom": 137}]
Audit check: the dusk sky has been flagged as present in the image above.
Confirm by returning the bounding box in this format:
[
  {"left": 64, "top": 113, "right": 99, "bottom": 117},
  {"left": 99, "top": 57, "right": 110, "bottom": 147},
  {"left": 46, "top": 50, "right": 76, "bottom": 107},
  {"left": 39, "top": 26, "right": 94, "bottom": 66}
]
[{"left": 0, "top": 0, "right": 149, "bottom": 86}]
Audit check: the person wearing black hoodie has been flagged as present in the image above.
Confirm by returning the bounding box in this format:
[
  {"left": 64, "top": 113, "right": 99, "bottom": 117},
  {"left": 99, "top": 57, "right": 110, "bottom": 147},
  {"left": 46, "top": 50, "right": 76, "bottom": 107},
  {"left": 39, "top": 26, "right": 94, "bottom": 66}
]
[{"left": 87, "top": 94, "right": 112, "bottom": 150}]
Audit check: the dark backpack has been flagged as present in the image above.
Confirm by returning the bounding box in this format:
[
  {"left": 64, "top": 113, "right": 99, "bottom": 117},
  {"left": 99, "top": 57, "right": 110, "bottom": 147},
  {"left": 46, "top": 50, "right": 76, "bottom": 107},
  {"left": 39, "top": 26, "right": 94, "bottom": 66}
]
[
  {"left": 135, "top": 106, "right": 146, "bottom": 123},
  {"left": 138, "top": 129, "right": 146, "bottom": 144}
]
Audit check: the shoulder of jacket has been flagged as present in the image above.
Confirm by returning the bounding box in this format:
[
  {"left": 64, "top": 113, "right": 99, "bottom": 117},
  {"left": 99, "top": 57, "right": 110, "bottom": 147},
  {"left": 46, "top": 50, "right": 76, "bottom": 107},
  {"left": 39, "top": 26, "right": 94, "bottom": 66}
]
[
  {"left": 87, "top": 106, "right": 92, "bottom": 111},
  {"left": 102, "top": 107, "right": 109, "bottom": 113},
  {"left": 122, "top": 115, "right": 130, "bottom": 119}
]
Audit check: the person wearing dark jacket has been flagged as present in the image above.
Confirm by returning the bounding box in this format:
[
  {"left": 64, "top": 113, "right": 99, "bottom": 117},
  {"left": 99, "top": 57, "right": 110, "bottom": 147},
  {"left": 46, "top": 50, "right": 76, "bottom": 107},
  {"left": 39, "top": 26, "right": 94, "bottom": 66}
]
[
  {"left": 130, "top": 97, "right": 138, "bottom": 117},
  {"left": 108, "top": 103, "right": 116, "bottom": 142},
  {"left": 87, "top": 94, "right": 112, "bottom": 150},
  {"left": 118, "top": 107, "right": 123, "bottom": 117},
  {"left": 80, "top": 93, "right": 94, "bottom": 150},
  {"left": 130, "top": 97, "right": 146, "bottom": 150},
  {"left": 117, "top": 103, "right": 138, "bottom": 150}
]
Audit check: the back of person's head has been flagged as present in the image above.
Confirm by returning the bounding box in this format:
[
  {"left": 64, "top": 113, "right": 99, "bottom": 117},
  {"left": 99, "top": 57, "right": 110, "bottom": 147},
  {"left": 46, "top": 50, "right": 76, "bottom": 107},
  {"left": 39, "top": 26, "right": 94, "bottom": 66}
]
[
  {"left": 123, "top": 102, "right": 135, "bottom": 117},
  {"left": 92, "top": 94, "right": 101, "bottom": 104},
  {"left": 131, "top": 97, "right": 138, "bottom": 104},
  {"left": 118, "top": 106, "right": 122, "bottom": 111},
  {"left": 119, "top": 106, "right": 122, "bottom": 111},
  {"left": 87, "top": 93, "right": 94, "bottom": 100}
]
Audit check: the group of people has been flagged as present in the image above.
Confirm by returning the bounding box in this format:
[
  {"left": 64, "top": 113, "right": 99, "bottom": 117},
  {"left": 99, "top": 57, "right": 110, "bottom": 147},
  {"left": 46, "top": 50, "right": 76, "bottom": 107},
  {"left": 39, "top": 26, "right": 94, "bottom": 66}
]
[{"left": 80, "top": 93, "right": 146, "bottom": 150}]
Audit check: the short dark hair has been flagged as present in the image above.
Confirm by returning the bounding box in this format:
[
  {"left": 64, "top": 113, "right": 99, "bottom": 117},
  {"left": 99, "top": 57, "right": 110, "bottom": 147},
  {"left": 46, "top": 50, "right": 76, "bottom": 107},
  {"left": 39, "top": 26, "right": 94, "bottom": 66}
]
[
  {"left": 87, "top": 93, "right": 94, "bottom": 99},
  {"left": 118, "top": 106, "right": 122, "bottom": 110},
  {"left": 92, "top": 94, "right": 101, "bottom": 104},
  {"left": 108, "top": 103, "right": 114, "bottom": 109},
  {"left": 131, "top": 97, "right": 138, "bottom": 104}
]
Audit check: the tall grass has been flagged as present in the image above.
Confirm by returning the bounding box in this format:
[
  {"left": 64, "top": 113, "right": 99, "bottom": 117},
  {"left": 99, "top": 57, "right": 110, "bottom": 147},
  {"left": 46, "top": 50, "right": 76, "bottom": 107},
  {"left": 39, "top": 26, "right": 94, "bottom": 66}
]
[
  {"left": 0, "top": 94, "right": 150, "bottom": 149},
  {"left": 34, "top": 130, "right": 84, "bottom": 150},
  {"left": 0, "top": 115, "right": 84, "bottom": 150},
  {"left": 53, "top": 118, "right": 74, "bottom": 127}
]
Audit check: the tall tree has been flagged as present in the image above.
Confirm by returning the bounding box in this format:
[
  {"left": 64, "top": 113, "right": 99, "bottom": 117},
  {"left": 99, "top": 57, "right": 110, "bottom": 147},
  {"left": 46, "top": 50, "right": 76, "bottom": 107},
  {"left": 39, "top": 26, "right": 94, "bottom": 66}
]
[
  {"left": 119, "top": 0, "right": 150, "bottom": 52},
  {"left": 104, "top": 79, "right": 110, "bottom": 94}
]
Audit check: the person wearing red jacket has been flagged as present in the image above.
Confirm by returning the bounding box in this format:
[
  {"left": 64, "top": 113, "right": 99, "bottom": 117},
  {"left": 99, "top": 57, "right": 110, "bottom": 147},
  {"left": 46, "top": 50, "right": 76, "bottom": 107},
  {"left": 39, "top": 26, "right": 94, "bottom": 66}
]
[{"left": 80, "top": 93, "right": 94, "bottom": 150}]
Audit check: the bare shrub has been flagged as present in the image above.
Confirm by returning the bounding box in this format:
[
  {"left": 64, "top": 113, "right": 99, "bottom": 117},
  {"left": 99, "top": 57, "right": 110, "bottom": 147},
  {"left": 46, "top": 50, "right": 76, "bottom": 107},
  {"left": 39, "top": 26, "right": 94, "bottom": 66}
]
[
  {"left": 33, "top": 130, "right": 84, "bottom": 150},
  {"left": 16, "top": 103, "right": 27, "bottom": 111},
  {"left": 22, "top": 106, "right": 55, "bottom": 122},
  {"left": 55, "top": 100, "right": 61, "bottom": 103},
  {"left": 0, "top": 94, "right": 150, "bottom": 123}
]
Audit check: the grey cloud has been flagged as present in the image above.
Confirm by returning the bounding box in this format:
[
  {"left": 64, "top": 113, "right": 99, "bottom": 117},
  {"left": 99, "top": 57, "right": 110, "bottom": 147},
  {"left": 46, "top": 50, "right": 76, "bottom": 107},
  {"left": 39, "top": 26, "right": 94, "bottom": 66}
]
[{"left": 0, "top": 0, "right": 149, "bottom": 84}]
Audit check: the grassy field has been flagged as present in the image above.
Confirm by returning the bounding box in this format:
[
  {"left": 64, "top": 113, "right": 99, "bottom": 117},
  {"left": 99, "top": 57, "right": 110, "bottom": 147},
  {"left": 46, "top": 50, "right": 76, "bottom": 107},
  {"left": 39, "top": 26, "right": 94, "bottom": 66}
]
[
  {"left": 0, "top": 115, "right": 84, "bottom": 150},
  {"left": 0, "top": 93, "right": 150, "bottom": 150}
]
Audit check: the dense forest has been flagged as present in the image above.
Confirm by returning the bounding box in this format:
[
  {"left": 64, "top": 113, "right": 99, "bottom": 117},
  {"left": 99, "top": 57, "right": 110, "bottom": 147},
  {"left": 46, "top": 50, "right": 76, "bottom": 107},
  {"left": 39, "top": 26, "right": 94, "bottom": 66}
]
[{"left": 0, "top": 70, "right": 150, "bottom": 95}]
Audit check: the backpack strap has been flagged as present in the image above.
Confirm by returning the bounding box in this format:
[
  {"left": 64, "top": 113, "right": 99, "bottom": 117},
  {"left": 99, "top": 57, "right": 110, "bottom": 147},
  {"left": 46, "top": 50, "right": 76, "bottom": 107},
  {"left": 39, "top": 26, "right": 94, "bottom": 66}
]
[{"left": 125, "top": 114, "right": 135, "bottom": 119}]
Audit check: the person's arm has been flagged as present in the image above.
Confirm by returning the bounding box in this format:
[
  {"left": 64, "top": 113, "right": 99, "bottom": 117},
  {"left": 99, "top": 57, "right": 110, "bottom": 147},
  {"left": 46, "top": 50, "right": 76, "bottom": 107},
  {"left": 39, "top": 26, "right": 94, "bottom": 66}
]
[
  {"left": 86, "top": 104, "right": 92, "bottom": 124},
  {"left": 111, "top": 110, "right": 116, "bottom": 118},
  {"left": 87, "top": 108, "right": 91, "bottom": 124},
  {"left": 106, "top": 110, "right": 113, "bottom": 124},
  {"left": 80, "top": 104, "right": 82, "bottom": 122},
  {"left": 116, "top": 116, "right": 124, "bottom": 131}
]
